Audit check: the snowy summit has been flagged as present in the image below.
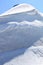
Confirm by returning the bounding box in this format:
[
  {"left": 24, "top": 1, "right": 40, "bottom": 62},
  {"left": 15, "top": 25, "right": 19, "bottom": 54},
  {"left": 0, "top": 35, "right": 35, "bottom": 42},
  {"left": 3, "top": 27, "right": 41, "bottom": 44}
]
[
  {"left": 1, "top": 3, "right": 35, "bottom": 16},
  {"left": 0, "top": 3, "right": 43, "bottom": 65}
]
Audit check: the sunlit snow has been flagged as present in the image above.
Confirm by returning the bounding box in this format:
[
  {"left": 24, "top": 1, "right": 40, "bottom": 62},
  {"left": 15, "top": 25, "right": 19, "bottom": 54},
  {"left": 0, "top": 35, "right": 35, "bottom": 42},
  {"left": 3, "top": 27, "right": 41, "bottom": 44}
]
[{"left": 0, "top": 3, "right": 43, "bottom": 65}]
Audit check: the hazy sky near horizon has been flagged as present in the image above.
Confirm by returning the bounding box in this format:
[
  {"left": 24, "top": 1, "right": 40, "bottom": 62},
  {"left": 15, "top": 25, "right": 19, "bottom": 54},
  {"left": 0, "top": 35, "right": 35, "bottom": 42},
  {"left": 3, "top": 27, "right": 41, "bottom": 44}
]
[{"left": 0, "top": 0, "right": 43, "bottom": 14}]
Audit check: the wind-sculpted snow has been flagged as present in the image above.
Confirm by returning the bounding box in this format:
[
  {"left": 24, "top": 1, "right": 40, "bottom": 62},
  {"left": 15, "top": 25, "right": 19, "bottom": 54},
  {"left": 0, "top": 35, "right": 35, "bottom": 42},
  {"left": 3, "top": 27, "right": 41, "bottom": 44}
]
[
  {"left": 1, "top": 46, "right": 43, "bottom": 65},
  {"left": 0, "top": 3, "right": 43, "bottom": 65},
  {"left": 0, "top": 21, "right": 43, "bottom": 52},
  {"left": 0, "top": 10, "right": 43, "bottom": 24},
  {"left": 0, "top": 3, "right": 35, "bottom": 16}
]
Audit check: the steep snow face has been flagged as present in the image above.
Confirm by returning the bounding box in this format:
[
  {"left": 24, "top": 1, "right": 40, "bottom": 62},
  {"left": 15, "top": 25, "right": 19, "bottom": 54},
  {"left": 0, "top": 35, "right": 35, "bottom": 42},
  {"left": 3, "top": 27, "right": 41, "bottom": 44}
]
[
  {"left": 0, "top": 3, "right": 43, "bottom": 65},
  {"left": 0, "top": 3, "right": 43, "bottom": 23},
  {"left": 0, "top": 3, "right": 35, "bottom": 16},
  {"left": 3, "top": 46, "right": 43, "bottom": 65},
  {"left": 0, "top": 4, "right": 43, "bottom": 53},
  {"left": 0, "top": 20, "right": 43, "bottom": 52}
]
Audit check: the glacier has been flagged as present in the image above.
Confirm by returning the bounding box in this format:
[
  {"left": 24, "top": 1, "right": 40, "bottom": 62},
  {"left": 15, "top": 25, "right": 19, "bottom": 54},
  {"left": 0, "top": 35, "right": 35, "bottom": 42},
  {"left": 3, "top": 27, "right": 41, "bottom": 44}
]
[{"left": 0, "top": 3, "right": 43, "bottom": 65}]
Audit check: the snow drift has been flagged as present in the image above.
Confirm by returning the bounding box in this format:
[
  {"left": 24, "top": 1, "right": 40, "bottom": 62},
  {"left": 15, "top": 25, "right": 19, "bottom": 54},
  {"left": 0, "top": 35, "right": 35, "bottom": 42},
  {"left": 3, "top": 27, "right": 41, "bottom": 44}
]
[{"left": 0, "top": 3, "right": 43, "bottom": 65}]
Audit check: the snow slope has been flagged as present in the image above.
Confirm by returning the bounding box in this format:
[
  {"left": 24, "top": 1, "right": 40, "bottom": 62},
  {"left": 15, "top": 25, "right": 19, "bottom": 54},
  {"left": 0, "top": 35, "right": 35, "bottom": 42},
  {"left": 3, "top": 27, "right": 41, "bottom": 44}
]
[
  {"left": 0, "top": 3, "right": 43, "bottom": 65},
  {"left": 0, "top": 3, "right": 35, "bottom": 16},
  {"left": 4, "top": 46, "right": 43, "bottom": 65}
]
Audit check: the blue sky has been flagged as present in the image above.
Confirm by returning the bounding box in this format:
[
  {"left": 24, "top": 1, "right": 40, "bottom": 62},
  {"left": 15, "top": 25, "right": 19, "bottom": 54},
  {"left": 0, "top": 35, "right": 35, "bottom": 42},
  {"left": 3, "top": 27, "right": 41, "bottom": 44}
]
[{"left": 0, "top": 0, "right": 43, "bottom": 14}]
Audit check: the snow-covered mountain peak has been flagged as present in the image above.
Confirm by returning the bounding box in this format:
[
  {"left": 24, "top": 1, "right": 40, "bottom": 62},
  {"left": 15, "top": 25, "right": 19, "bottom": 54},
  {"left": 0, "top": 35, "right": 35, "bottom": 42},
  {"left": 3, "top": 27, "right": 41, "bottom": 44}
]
[
  {"left": 15, "top": 3, "right": 35, "bottom": 9},
  {"left": 1, "top": 3, "right": 36, "bottom": 16},
  {"left": 0, "top": 3, "right": 43, "bottom": 65}
]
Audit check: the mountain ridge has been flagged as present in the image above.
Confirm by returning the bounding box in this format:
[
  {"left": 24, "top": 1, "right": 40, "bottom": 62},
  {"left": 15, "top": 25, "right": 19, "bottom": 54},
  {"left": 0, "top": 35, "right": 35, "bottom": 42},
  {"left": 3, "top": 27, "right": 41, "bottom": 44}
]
[
  {"left": 0, "top": 3, "right": 38, "bottom": 16},
  {"left": 0, "top": 3, "right": 43, "bottom": 65}
]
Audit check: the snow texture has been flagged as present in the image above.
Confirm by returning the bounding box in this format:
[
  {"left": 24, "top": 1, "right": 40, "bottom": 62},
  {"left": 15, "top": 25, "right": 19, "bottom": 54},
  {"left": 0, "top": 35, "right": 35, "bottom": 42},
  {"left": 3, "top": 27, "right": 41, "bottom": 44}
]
[{"left": 0, "top": 3, "right": 43, "bottom": 65}]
